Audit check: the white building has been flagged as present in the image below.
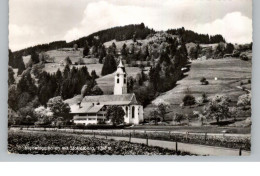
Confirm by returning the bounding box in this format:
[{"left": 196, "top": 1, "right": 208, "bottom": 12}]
[{"left": 69, "top": 59, "right": 143, "bottom": 125}]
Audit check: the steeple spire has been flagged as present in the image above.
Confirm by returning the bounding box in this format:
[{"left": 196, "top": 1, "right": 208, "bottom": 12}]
[
  {"left": 118, "top": 58, "right": 124, "bottom": 68},
  {"left": 114, "top": 58, "right": 127, "bottom": 95}
]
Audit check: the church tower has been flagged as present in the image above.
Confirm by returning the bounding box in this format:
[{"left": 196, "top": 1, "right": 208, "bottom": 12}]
[{"left": 114, "top": 59, "right": 127, "bottom": 95}]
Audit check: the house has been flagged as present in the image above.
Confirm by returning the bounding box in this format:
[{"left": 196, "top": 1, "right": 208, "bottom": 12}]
[{"left": 69, "top": 59, "right": 143, "bottom": 125}]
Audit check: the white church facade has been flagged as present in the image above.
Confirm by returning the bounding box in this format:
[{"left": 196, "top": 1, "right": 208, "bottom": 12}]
[{"left": 69, "top": 60, "right": 144, "bottom": 125}]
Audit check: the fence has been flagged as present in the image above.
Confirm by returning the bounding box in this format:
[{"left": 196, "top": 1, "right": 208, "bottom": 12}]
[{"left": 11, "top": 127, "right": 251, "bottom": 153}]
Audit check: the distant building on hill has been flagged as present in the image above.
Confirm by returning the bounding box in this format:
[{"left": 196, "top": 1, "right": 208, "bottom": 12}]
[{"left": 69, "top": 59, "right": 143, "bottom": 125}]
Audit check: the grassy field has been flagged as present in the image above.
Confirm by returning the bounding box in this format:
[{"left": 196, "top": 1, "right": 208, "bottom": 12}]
[
  {"left": 96, "top": 67, "right": 143, "bottom": 94},
  {"left": 144, "top": 58, "right": 252, "bottom": 121},
  {"left": 43, "top": 63, "right": 103, "bottom": 75},
  {"left": 46, "top": 48, "right": 83, "bottom": 63}
]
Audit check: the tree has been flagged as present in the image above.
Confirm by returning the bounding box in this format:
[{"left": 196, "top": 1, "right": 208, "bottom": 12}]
[
  {"left": 225, "top": 43, "right": 234, "bottom": 54},
  {"left": 8, "top": 66, "right": 15, "bottom": 86},
  {"left": 121, "top": 43, "right": 128, "bottom": 57},
  {"left": 205, "top": 95, "right": 231, "bottom": 123},
  {"left": 47, "top": 96, "right": 71, "bottom": 121},
  {"left": 98, "top": 44, "right": 107, "bottom": 63},
  {"left": 173, "top": 113, "right": 184, "bottom": 124},
  {"left": 30, "top": 50, "right": 40, "bottom": 64},
  {"left": 149, "top": 110, "right": 159, "bottom": 125},
  {"left": 229, "top": 107, "right": 238, "bottom": 121},
  {"left": 83, "top": 43, "right": 90, "bottom": 57},
  {"left": 182, "top": 94, "right": 196, "bottom": 106},
  {"left": 106, "top": 106, "right": 125, "bottom": 126},
  {"left": 237, "top": 93, "right": 251, "bottom": 110},
  {"left": 65, "top": 56, "right": 72, "bottom": 65},
  {"left": 34, "top": 106, "right": 54, "bottom": 125},
  {"left": 73, "top": 44, "right": 78, "bottom": 51},
  {"left": 101, "top": 54, "right": 117, "bottom": 76},
  {"left": 200, "top": 77, "right": 206, "bottom": 85},
  {"left": 91, "top": 85, "right": 103, "bottom": 95},
  {"left": 127, "top": 76, "right": 134, "bottom": 93},
  {"left": 8, "top": 85, "right": 17, "bottom": 110},
  {"left": 91, "top": 70, "right": 99, "bottom": 79},
  {"left": 157, "top": 103, "right": 168, "bottom": 121}
]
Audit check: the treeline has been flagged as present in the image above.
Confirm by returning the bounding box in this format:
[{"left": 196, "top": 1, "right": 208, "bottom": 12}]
[
  {"left": 13, "top": 41, "right": 67, "bottom": 59},
  {"left": 8, "top": 49, "right": 26, "bottom": 75},
  {"left": 12, "top": 23, "right": 154, "bottom": 57},
  {"left": 69, "top": 23, "right": 154, "bottom": 48},
  {"left": 167, "top": 27, "right": 226, "bottom": 44}
]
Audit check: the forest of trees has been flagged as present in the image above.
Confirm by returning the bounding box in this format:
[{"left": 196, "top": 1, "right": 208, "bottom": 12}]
[
  {"left": 8, "top": 62, "right": 102, "bottom": 125},
  {"left": 130, "top": 37, "right": 189, "bottom": 107},
  {"left": 167, "top": 27, "right": 226, "bottom": 44}
]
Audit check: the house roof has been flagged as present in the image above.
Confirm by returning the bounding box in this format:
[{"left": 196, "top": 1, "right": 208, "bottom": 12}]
[
  {"left": 70, "top": 102, "right": 93, "bottom": 114},
  {"left": 82, "top": 93, "right": 138, "bottom": 105},
  {"left": 69, "top": 93, "right": 139, "bottom": 114},
  {"left": 87, "top": 105, "right": 104, "bottom": 113}
]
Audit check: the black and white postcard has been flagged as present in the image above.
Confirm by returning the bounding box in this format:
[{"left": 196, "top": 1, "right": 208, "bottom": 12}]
[{"left": 8, "top": 0, "right": 252, "bottom": 156}]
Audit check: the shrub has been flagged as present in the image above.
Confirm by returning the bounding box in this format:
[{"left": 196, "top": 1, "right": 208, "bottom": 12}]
[
  {"left": 204, "top": 80, "right": 209, "bottom": 85},
  {"left": 200, "top": 77, "right": 206, "bottom": 84},
  {"left": 237, "top": 93, "right": 251, "bottom": 109},
  {"left": 183, "top": 94, "right": 196, "bottom": 106},
  {"left": 202, "top": 93, "right": 208, "bottom": 103},
  {"left": 173, "top": 113, "right": 185, "bottom": 124},
  {"left": 65, "top": 56, "right": 72, "bottom": 65}
]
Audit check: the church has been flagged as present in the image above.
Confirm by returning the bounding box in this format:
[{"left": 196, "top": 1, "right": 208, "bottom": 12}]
[{"left": 69, "top": 60, "right": 144, "bottom": 125}]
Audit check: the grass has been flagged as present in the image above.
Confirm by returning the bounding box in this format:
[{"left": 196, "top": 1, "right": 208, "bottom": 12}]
[
  {"left": 43, "top": 63, "right": 103, "bottom": 75},
  {"left": 96, "top": 67, "right": 143, "bottom": 94},
  {"left": 46, "top": 48, "right": 83, "bottom": 63},
  {"left": 129, "top": 125, "right": 251, "bottom": 134},
  {"left": 144, "top": 58, "right": 252, "bottom": 121}
]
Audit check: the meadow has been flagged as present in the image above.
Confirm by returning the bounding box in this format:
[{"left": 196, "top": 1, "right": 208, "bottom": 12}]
[{"left": 144, "top": 58, "right": 252, "bottom": 121}]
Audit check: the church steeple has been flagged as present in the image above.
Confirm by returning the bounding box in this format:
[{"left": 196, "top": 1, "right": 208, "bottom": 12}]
[{"left": 114, "top": 59, "right": 127, "bottom": 95}]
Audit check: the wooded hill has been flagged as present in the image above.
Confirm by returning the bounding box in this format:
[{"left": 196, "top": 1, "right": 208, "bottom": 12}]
[{"left": 12, "top": 24, "right": 226, "bottom": 57}]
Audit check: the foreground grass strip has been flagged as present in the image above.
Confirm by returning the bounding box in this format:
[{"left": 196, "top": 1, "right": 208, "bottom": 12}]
[{"left": 8, "top": 131, "right": 194, "bottom": 155}]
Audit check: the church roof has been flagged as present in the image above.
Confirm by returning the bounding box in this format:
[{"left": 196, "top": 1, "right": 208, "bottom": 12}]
[
  {"left": 82, "top": 93, "right": 138, "bottom": 105},
  {"left": 69, "top": 93, "right": 139, "bottom": 114}
]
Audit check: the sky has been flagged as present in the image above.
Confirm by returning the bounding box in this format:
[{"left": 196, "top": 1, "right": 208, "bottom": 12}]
[{"left": 9, "top": 0, "right": 252, "bottom": 51}]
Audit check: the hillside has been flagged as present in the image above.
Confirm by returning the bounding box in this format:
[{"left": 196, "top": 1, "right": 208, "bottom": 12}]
[
  {"left": 12, "top": 23, "right": 154, "bottom": 56},
  {"left": 144, "top": 58, "right": 252, "bottom": 121}
]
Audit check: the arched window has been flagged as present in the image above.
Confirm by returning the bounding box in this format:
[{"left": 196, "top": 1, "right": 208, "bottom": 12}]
[
  {"left": 117, "top": 78, "right": 119, "bottom": 84},
  {"left": 126, "top": 107, "right": 128, "bottom": 117},
  {"left": 124, "top": 78, "right": 126, "bottom": 84},
  {"left": 132, "top": 106, "right": 135, "bottom": 118}
]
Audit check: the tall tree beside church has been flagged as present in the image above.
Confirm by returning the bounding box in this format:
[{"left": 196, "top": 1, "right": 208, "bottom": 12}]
[{"left": 101, "top": 54, "right": 117, "bottom": 76}]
